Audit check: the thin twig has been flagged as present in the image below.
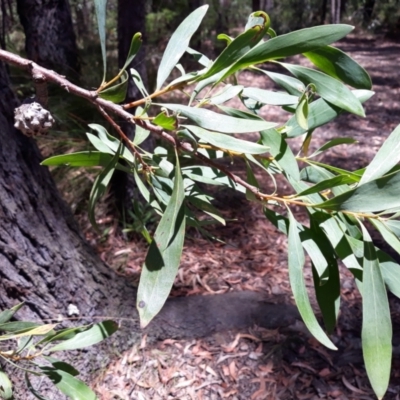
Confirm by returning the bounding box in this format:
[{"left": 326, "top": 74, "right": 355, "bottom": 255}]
[{"left": 96, "top": 105, "right": 147, "bottom": 169}]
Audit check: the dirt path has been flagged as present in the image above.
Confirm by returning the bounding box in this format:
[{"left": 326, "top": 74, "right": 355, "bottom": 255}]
[{"left": 92, "top": 37, "right": 400, "bottom": 400}]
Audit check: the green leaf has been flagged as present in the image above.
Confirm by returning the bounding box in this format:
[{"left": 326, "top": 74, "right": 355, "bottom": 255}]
[
  {"left": 200, "top": 12, "right": 269, "bottom": 80},
  {"left": 43, "top": 357, "right": 79, "bottom": 377},
  {"left": 309, "top": 138, "right": 357, "bottom": 158},
  {"left": 137, "top": 158, "right": 186, "bottom": 328},
  {"left": 26, "top": 373, "right": 52, "bottom": 400},
  {"left": 94, "top": 0, "right": 107, "bottom": 84},
  {"left": 260, "top": 129, "right": 300, "bottom": 180},
  {"left": 131, "top": 68, "right": 150, "bottom": 98},
  {"left": 153, "top": 111, "right": 178, "bottom": 131},
  {"left": 297, "top": 175, "right": 357, "bottom": 197},
  {"left": 359, "top": 223, "right": 392, "bottom": 399},
  {"left": 245, "top": 161, "right": 260, "bottom": 202},
  {"left": 0, "top": 321, "right": 40, "bottom": 333},
  {"left": 316, "top": 170, "right": 400, "bottom": 213},
  {"left": 190, "top": 68, "right": 229, "bottom": 105},
  {"left": 186, "top": 47, "right": 211, "bottom": 67},
  {"left": 1, "top": 324, "right": 56, "bottom": 340},
  {"left": 371, "top": 219, "right": 400, "bottom": 257},
  {"left": 0, "top": 371, "right": 12, "bottom": 400},
  {"left": 295, "top": 96, "right": 308, "bottom": 130},
  {"left": 286, "top": 209, "right": 337, "bottom": 350},
  {"left": 157, "top": 5, "right": 208, "bottom": 90},
  {"left": 218, "top": 24, "right": 354, "bottom": 82},
  {"left": 188, "top": 195, "right": 225, "bottom": 225},
  {"left": 0, "top": 302, "right": 24, "bottom": 324},
  {"left": 98, "top": 70, "right": 128, "bottom": 103},
  {"left": 40, "top": 368, "right": 97, "bottom": 400},
  {"left": 41, "top": 152, "right": 113, "bottom": 168},
  {"left": 242, "top": 87, "right": 298, "bottom": 105},
  {"left": 309, "top": 216, "right": 340, "bottom": 333},
  {"left": 48, "top": 321, "right": 118, "bottom": 352},
  {"left": 88, "top": 146, "right": 121, "bottom": 230},
  {"left": 133, "top": 107, "right": 151, "bottom": 145},
  {"left": 286, "top": 89, "right": 374, "bottom": 138},
  {"left": 281, "top": 63, "right": 365, "bottom": 117},
  {"left": 217, "top": 105, "right": 265, "bottom": 120},
  {"left": 121, "top": 32, "right": 143, "bottom": 73},
  {"left": 305, "top": 160, "right": 362, "bottom": 182},
  {"left": 304, "top": 45, "right": 372, "bottom": 89},
  {"left": 260, "top": 70, "right": 305, "bottom": 96},
  {"left": 210, "top": 85, "right": 243, "bottom": 105},
  {"left": 89, "top": 124, "right": 134, "bottom": 163},
  {"left": 378, "top": 250, "right": 400, "bottom": 299},
  {"left": 162, "top": 104, "right": 276, "bottom": 133},
  {"left": 359, "top": 124, "right": 400, "bottom": 185},
  {"left": 186, "top": 125, "right": 269, "bottom": 155}
]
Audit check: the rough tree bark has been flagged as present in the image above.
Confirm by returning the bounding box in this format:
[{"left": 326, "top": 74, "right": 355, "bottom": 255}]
[
  {"left": 0, "top": 60, "right": 136, "bottom": 397},
  {"left": 16, "top": 0, "right": 80, "bottom": 77}
]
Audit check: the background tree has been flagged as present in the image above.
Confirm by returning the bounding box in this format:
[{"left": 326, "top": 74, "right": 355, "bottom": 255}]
[{"left": 16, "top": 0, "right": 80, "bottom": 78}]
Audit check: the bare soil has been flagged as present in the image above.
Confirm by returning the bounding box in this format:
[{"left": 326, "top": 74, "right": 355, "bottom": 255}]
[{"left": 90, "top": 37, "right": 400, "bottom": 400}]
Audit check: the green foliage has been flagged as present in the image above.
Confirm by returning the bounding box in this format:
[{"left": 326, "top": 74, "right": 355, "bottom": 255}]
[
  {"left": 0, "top": 303, "right": 117, "bottom": 400},
  {"left": 11, "top": 5, "right": 400, "bottom": 399}
]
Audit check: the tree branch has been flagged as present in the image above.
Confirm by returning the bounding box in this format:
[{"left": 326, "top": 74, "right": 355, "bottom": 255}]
[{"left": 1, "top": 48, "right": 370, "bottom": 214}]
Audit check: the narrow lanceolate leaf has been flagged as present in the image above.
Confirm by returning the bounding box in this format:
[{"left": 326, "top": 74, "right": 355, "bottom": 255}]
[
  {"left": 134, "top": 106, "right": 150, "bottom": 145},
  {"left": 260, "top": 70, "right": 305, "bottom": 96},
  {"left": 281, "top": 63, "right": 365, "bottom": 117},
  {"left": 378, "top": 250, "right": 400, "bottom": 299},
  {"left": 200, "top": 13, "right": 268, "bottom": 80},
  {"left": 0, "top": 371, "right": 12, "bottom": 399},
  {"left": 153, "top": 111, "right": 178, "bottom": 130},
  {"left": 93, "top": 0, "right": 107, "bottom": 84},
  {"left": 295, "top": 97, "right": 308, "bottom": 129},
  {"left": 161, "top": 104, "right": 275, "bottom": 133},
  {"left": 156, "top": 5, "right": 208, "bottom": 90},
  {"left": 137, "top": 159, "right": 186, "bottom": 328},
  {"left": 48, "top": 321, "right": 118, "bottom": 352},
  {"left": 260, "top": 129, "right": 300, "bottom": 180},
  {"left": 304, "top": 45, "right": 372, "bottom": 89},
  {"left": 296, "top": 175, "right": 357, "bottom": 197},
  {"left": 209, "top": 85, "right": 243, "bottom": 105},
  {"left": 218, "top": 24, "right": 353, "bottom": 82},
  {"left": 309, "top": 138, "right": 357, "bottom": 158},
  {"left": 315, "top": 170, "right": 400, "bottom": 213},
  {"left": 185, "top": 125, "right": 269, "bottom": 155},
  {"left": 286, "top": 89, "right": 374, "bottom": 138},
  {"left": 0, "top": 303, "right": 24, "bottom": 324},
  {"left": 98, "top": 70, "right": 129, "bottom": 103},
  {"left": 287, "top": 208, "right": 337, "bottom": 350},
  {"left": 88, "top": 146, "right": 121, "bottom": 230},
  {"left": 41, "top": 152, "right": 114, "bottom": 168},
  {"left": 242, "top": 87, "right": 298, "bottom": 106},
  {"left": 40, "top": 368, "right": 97, "bottom": 400},
  {"left": 371, "top": 219, "right": 400, "bottom": 257},
  {"left": 359, "top": 223, "right": 392, "bottom": 399},
  {"left": 359, "top": 124, "right": 400, "bottom": 185},
  {"left": 121, "top": 32, "right": 143, "bottom": 72}
]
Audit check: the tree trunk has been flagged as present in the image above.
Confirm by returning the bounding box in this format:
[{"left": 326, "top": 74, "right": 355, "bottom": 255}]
[
  {"left": 113, "top": 0, "right": 155, "bottom": 218},
  {"left": 330, "top": 0, "right": 341, "bottom": 24},
  {"left": 16, "top": 0, "right": 80, "bottom": 78},
  {"left": 321, "top": 0, "right": 328, "bottom": 24},
  {"left": 0, "top": 60, "right": 140, "bottom": 398},
  {"left": 363, "top": 0, "right": 375, "bottom": 25}
]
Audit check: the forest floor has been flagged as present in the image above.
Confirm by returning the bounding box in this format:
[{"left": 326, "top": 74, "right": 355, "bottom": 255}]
[{"left": 81, "top": 36, "right": 400, "bottom": 399}]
